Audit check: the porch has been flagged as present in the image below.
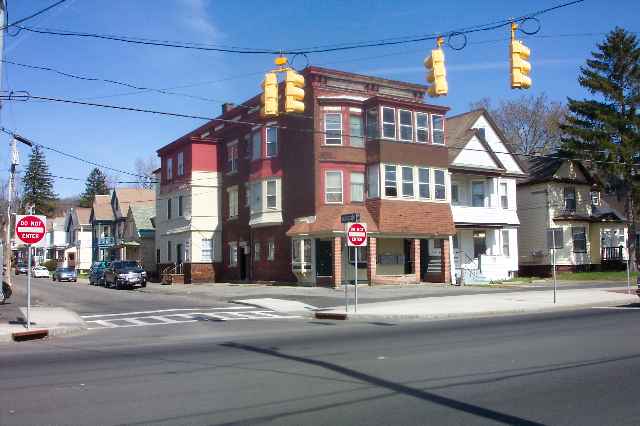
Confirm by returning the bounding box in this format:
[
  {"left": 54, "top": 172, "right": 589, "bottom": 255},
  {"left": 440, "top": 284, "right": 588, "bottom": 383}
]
[{"left": 453, "top": 228, "right": 517, "bottom": 284}]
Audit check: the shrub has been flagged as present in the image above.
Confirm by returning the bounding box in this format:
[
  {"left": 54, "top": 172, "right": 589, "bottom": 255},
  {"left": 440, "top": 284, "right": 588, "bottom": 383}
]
[{"left": 42, "top": 260, "right": 57, "bottom": 272}]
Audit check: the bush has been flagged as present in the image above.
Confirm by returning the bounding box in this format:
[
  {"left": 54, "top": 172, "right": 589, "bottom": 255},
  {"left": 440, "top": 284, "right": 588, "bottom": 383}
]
[{"left": 42, "top": 260, "right": 58, "bottom": 272}]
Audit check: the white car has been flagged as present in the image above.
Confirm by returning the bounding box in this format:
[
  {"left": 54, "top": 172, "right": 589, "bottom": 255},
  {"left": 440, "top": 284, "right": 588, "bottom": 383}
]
[{"left": 31, "top": 266, "right": 50, "bottom": 278}]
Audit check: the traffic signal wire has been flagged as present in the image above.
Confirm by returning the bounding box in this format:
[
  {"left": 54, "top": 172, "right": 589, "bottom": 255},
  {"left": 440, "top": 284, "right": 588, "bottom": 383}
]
[
  {"left": 0, "top": 0, "right": 69, "bottom": 31},
  {"left": 13, "top": 1, "right": 583, "bottom": 55}
]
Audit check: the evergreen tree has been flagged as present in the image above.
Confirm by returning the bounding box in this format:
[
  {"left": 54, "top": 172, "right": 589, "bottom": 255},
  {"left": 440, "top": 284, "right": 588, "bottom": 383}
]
[
  {"left": 561, "top": 27, "right": 640, "bottom": 268},
  {"left": 22, "top": 145, "right": 57, "bottom": 216},
  {"left": 80, "top": 168, "right": 109, "bottom": 207}
]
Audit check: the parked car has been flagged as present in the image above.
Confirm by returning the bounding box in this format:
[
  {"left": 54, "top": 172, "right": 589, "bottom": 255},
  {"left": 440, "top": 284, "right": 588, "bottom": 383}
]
[
  {"left": 89, "top": 261, "right": 109, "bottom": 286},
  {"left": 103, "top": 260, "right": 147, "bottom": 289},
  {"left": 31, "top": 266, "right": 50, "bottom": 278},
  {"left": 636, "top": 275, "right": 640, "bottom": 298},
  {"left": 15, "top": 262, "right": 28, "bottom": 275},
  {"left": 52, "top": 267, "right": 77, "bottom": 282}
]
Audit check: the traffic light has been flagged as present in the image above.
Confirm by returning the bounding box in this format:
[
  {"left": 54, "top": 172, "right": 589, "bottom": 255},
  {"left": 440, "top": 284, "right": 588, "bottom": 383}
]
[
  {"left": 284, "top": 70, "right": 305, "bottom": 113},
  {"left": 261, "top": 72, "right": 279, "bottom": 117},
  {"left": 510, "top": 39, "right": 531, "bottom": 89},
  {"left": 424, "top": 47, "right": 448, "bottom": 97}
]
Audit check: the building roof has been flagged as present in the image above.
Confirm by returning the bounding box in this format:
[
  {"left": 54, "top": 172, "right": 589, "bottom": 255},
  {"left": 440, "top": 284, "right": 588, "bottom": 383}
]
[
  {"left": 113, "top": 188, "right": 155, "bottom": 218},
  {"left": 129, "top": 204, "right": 155, "bottom": 231},
  {"left": 92, "top": 194, "right": 113, "bottom": 221},
  {"left": 46, "top": 216, "right": 65, "bottom": 232},
  {"left": 519, "top": 157, "right": 600, "bottom": 187},
  {"left": 74, "top": 208, "right": 92, "bottom": 225}
]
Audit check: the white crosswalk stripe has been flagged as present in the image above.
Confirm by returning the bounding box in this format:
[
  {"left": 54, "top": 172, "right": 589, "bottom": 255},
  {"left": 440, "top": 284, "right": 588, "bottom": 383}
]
[{"left": 83, "top": 308, "right": 301, "bottom": 330}]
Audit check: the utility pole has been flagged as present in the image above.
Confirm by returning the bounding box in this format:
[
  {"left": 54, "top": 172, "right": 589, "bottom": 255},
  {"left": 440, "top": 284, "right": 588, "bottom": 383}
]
[
  {"left": 0, "top": 0, "right": 6, "bottom": 286},
  {"left": 4, "top": 137, "right": 16, "bottom": 286}
]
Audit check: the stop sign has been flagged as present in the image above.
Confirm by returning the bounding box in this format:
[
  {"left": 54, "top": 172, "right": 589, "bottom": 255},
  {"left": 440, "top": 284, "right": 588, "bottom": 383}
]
[
  {"left": 15, "top": 214, "right": 47, "bottom": 245},
  {"left": 347, "top": 223, "right": 367, "bottom": 247}
]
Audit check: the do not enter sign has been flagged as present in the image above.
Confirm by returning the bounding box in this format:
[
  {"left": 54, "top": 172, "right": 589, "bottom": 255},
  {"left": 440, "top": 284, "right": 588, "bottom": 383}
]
[
  {"left": 347, "top": 223, "right": 367, "bottom": 247},
  {"left": 16, "top": 214, "right": 47, "bottom": 245}
]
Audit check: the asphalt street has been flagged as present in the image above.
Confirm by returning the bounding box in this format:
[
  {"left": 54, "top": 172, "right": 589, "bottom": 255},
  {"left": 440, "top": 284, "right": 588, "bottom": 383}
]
[{"left": 1, "top": 301, "right": 639, "bottom": 425}]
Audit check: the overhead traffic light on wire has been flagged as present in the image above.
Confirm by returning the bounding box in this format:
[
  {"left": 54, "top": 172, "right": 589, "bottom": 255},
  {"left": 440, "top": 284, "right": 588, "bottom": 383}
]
[
  {"left": 510, "top": 22, "right": 532, "bottom": 89},
  {"left": 285, "top": 70, "right": 305, "bottom": 113},
  {"left": 424, "top": 37, "right": 448, "bottom": 97},
  {"left": 261, "top": 72, "right": 279, "bottom": 117},
  {"left": 260, "top": 56, "right": 306, "bottom": 116}
]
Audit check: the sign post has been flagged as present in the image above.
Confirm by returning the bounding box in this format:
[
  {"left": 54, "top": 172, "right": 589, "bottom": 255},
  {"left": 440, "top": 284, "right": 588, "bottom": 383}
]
[
  {"left": 15, "top": 214, "right": 46, "bottom": 329},
  {"left": 547, "top": 228, "right": 563, "bottom": 304},
  {"left": 347, "top": 222, "right": 367, "bottom": 312}
]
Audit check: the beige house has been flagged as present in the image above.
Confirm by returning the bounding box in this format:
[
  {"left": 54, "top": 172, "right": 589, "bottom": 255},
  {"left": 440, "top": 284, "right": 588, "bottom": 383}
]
[
  {"left": 517, "top": 158, "right": 628, "bottom": 276},
  {"left": 63, "top": 207, "right": 93, "bottom": 272},
  {"left": 118, "top": 204, "right": 156, "bottom": 274}
]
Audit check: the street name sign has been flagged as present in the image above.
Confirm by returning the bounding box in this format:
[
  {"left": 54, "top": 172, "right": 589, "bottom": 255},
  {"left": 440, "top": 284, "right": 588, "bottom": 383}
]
[
  {"left": 341, "top": 213, "right": 360, "bottom": 224},
  {"left": 15, "top": 215, "right": 46, "bottom": 245},
  {"left": 347, "top": 223, "right": 368, "bottom": 247}
]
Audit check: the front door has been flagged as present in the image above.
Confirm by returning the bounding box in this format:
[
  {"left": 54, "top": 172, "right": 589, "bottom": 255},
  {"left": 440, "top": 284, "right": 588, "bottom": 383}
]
[
  {"left": 239, "top": 247, "right": 247, "bottom": 280},
  {"left": 420, "top": 239, "right": 429, "bottom": 280},
  {"left": 176, "top": 244, "right": 183, "bottom": 269},
  {"left": 315, "top": 240, "right": 332, "bottom": 277},
  {"left": 473, "top": 231, "right": 486, "bottom": 259}
]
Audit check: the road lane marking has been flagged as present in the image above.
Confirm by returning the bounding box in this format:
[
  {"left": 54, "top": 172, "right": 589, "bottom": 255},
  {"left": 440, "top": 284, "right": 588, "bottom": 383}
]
[
  {"left": 592, "top": 306, "right": 640, "bottom": 310},
  {"left": 81, "top": 306, "right": 253, "bottom": 319}
]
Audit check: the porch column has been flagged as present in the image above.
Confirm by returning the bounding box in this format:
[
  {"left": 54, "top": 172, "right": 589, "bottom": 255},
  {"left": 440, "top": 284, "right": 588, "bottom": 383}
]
[
  {"left": 411, "top": 239, "right": 421, "bottom": 283},
  {"left": 441, "top": 238, "right": 452, "bottom": 284},
  {"left": 332, "top": 236, "right": 342, "bottom": 288},
  {"left": 367, "top": 237, "right": 377, "bottom": 286}
]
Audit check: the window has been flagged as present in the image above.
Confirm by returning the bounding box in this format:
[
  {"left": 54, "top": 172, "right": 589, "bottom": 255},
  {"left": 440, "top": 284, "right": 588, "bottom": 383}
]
[
  {"left": 167, "top": 199, "right": 172, "bottom": 219},
  {"left": 250, "top": 181, "right": 262, "bottom": 212},
  {"left": 418, "top": 168, "right": 430, "bottom": 199},
  {"left": 401, "top": 166, "right": 414, "bottom": 197},
  {"left": 266, "top": 179, "right": 277, "bottom": 209},
  {"left": 500, "top": 183, "right": 508, "bottom": 209},
  {"left": 156, "top": 248, "right": 160, "bottom": 264},
  {"left": 325, "top": 171, "right": 343, "bottom": 203},
  {"left": 167, "top": 241, "right": 172, "bottom": 262},
  {"left": 451, "top": 184, "right": 459, "bottom": 203},
  {"left": 416, "top": 112, "right": 429, "bottom": 143},
  {"left": 251, "top": 131, "right": 261, "bottom": 160},
  {"left": 472, "top": 181, "right": 485, "bottom": 207},
  {"left": 254, "top": 242, "right": 261, "bottom": 261},
  {"left": 177, "top": 151, "right": 184, "bottom": 176},
  {"left": 434, "top": 170, "right": 446, "bottom": 200},
  {"left": 266, "top": 127, "right": 278, "bottom": 157},
  {"left": 384, "top": 165, "right": 397, "bottom": 197},
  {"left": 166, "top": 158, "right": 173, "bottom": 180},
  {"left": 201, "top": 238, "right": 213, "bottom": 262},
  {"left": 366, "top": 108, "right": 379, "bottom": 139},
  {"left": 178, "top": 195, "right": 184, "bottom": 217},
  {"left": 325, "top": 113, "right": 342, "bottom": 145},
  {"left": 432, "top": 114, "right": 445, "bottom": 145},
  {"left": 453, "top": 234, "right": 459, "bottom": 250},
  {"left": 267, "top": 240, "right": 275, "bottom": 261},
  {"left": 564, "top": 187, "right": 576, "bottom": 211},
  {"left": 382, "top": 107, "right": 396, "bottom": 139},
  {"left": 368, "top": 165, "right": 379, "bottom": 198},
  {"left": 349, "top": 115, "right": 364, "bottom": 147},
  {"left": 348, "top": 246, "right": 367, "bottom": 264},
  {"left": 572, "top": 227, "right": 587, "bottom": 252},
  {"left": 229, "top": 242, "right": 238, "bottom": 266},
  {"left": 591, "top": 191, "right": 600, "bottom": 206},
  {"left": 351, "top": 172, "right": 364, "bottom": 202},
  {"left": 228, "top": 187, "right": 239, "bottom": 218},
  {"left": 398, "top": 110, "right": 413, "bottom": 141},
  {"left": 502, "top": 230, "right": 510, "bottom": 256},
  {"left": 475, "top": 127, "right": 486, "bottom": 139},
  {"left": 227, "top": 143, "right": 238, "bottom": 173}
]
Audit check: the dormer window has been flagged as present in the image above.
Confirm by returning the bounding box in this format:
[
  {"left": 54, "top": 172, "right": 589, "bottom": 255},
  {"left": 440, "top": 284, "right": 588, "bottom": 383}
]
[{"left": 564, "top": 187, "right": 576, "bottom": 211}]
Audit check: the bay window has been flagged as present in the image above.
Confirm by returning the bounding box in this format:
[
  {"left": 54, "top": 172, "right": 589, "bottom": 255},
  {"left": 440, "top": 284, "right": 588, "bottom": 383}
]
[
  {"left": 401, "top": 166, "right": 414, "bottom": 197},
  {"left": 266, "top": 179, "right": 277, "bottom": 209},
  {"left": 416, "top": 112, "right": 429, "bottom": 143},
  {"left": 472, "top": 181, "right": 485, "bottom": 207},
  {"left": 350, "top": 115, "right": 364, "bottom": 147},
  {"left": 398, "top": 109, "right": 413, "bottom": 141},
  {"left": 368, "top": 165, "right": 379, "bottom": 198},
  {"left": 292, "top": 238, "right": 312, "bottom": 271},
  {"left": 384, "top": 165, "right": 397, "bottom": 197},
  {"left": 500, "top": 182, "right": 509, "bottom": 209},
  {"left": 350, "top": 172, "right": 364, "bottom": 202},
  {"left": 325, "top": 113, "right": 342, "bottom": 145},
  {"left": 382, "top": 107, "right": 396, "bottom": 139},
  {"left": 250, "top": 181, "right": 262, "bottom": 212},
  {"left": 432, "top": 115, "right": 445, "bottom": 145},
  {"left": 434, "top": 170, "right": 446, "bottom": 200},
  {"left": 325, "top": 171, "right": 343, "bottom": 203},
  {"left": 366, "top": 108, "right": 379, "bottom": 139},
  {"left": 418, "top": 167, "right": 430, "bottom": 199}
]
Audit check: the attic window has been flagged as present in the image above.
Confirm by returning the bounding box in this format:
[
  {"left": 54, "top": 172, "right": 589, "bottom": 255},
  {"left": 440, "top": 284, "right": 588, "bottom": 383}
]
[{"left": 475, "top": 128, "right": 486, "bottom": 139}]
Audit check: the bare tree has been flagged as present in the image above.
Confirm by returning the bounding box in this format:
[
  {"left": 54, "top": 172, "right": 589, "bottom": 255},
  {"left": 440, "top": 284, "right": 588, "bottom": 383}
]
[
  {"left": 470, "top": 93, "right": 566, "bottom": 155},
  {"left": 134, "top": 156, "right": 159, "bottom": 189}
]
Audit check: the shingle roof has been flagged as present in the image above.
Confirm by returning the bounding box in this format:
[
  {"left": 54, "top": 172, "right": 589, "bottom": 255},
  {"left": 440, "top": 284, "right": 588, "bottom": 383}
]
[
  {"left": 129, "top": 204, "right": 155, "bottom": 231},
  {"left": 519, "top": 157, "right": 599, "bottom": 186},
  {"left": 92, "top": 194, "right": 113, "bottom": 221},
  {"left": 74, "top": 208, "right": 92, "bottom": 225},
  {"left": 114, "top": 188, "right": 155, "bottom": 217},
  {"left": 47, "top": 216, "right": 65, "bottom": 231}
]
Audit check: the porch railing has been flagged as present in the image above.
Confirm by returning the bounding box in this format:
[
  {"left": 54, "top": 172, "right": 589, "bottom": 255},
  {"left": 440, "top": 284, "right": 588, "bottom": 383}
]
[
  {"left": 601, "top": 246, "right": 624, "bottom": 261},
  {"left": 455, "top": 251, "right": 481, "bottom": 285}
]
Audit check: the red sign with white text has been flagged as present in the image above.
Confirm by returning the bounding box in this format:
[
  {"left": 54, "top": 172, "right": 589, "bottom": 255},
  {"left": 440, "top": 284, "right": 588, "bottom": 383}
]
[
  {"left": 347, "top": 223, "right": 368, "bottom": 247},
  {"left": 15, "top": 215, "right": 46, "bottom": 245}
]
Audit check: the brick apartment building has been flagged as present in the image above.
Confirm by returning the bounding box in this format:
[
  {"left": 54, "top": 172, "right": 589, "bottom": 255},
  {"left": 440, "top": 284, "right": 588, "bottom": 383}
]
[{"left": 155, "top": 66, "right": 456, "bottom": 285}]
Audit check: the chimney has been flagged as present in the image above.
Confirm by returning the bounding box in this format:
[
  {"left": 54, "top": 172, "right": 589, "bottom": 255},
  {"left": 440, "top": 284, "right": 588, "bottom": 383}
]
[{"left": 222, "top": 102, "right": 235, "bottom": 115}]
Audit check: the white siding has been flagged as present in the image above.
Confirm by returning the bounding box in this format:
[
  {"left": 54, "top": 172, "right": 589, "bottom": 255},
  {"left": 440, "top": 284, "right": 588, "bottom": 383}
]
[
  {"left": 517, "top": 183, "right": 550, "bottom": 265},
  {"left": 451, "top": 136, "right": 499, "bottom": 169},
  {"left": 472, "top": 116, "right": 524, "bottom": 174}
]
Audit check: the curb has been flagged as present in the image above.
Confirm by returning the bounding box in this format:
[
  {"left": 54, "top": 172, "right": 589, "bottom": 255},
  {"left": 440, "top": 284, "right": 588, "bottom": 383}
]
[{"left": 0, "top": 324, "right": 86, "bottom": 343}]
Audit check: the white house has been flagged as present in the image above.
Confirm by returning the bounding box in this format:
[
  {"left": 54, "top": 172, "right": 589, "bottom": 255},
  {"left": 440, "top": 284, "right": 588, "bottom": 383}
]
[
  {"left": 446, "top": 109, "right": 526, "bottom": 283},
  {"left": 63, "top": 207, "right": 93, "bottom": 272},
  {"left": 44, "top": 216, "right": 67, "bottom": 264}
]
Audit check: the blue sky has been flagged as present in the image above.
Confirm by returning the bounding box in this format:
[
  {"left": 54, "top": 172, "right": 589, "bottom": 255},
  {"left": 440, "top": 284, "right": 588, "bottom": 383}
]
[{"left": 2, "top": 0, "right": 638, "bottom": 197}]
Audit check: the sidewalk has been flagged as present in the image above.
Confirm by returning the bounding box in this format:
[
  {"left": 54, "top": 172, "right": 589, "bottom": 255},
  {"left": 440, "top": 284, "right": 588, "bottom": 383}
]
[
  {"left": 0, "top": 306, "right": 86, "bottom": 343},
  {"left": 315, "top": 287, "right": 639, "bottom": 320}
]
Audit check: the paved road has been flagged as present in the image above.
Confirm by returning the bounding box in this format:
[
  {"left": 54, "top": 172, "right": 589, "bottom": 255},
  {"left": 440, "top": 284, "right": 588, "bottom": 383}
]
[{"left": 1, "top": 306, "right": 639, "bottom": 425}]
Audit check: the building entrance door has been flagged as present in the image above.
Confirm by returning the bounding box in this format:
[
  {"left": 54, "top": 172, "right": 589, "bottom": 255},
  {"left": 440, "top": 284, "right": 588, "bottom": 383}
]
[
  {"left": 239, "top": 247, "right": 247, "bottom": 280},
  {"left": 420, "top": 239, "right": 429, "bottom": 280},
  {"left": 315, "top": 239, "right": 332, "bottom": 277}
]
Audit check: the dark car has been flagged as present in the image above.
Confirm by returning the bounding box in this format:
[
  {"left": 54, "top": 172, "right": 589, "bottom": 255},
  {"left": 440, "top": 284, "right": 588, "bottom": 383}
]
[
  {"left": 636, "top": 275, "right": 640, "bottom": 298},
  {"left": 15, "top": 262, "right": 28, "bottom": 275},
  {"left": 89, "top": 261, "right": 109, "bottom": 286},
  {"left": 103, "top": 260, "right": 147, "bottom": 289},
  {"left": 52, "top": 267, "right": 77, "bottom": 282}
]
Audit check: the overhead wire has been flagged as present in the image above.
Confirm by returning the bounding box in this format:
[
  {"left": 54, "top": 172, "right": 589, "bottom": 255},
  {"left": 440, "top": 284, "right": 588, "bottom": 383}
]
[{"left": 1, "top": 0, "right": 69, "bottom": 30}]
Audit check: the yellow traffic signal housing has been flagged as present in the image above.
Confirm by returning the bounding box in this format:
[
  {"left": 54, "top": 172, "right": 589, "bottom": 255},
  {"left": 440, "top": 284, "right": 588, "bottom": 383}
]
[
  {"left": 284, "top": 70, "right": 305, "bottom": 113},
  {"left": 424, "top": 48, "right": 448, "bottom": 97},
  {"left": 510, "top": 39, "right": 532, "bottom": 89},
  {"left": 261, "top": 72, "right": 279, "bottom": 117}
]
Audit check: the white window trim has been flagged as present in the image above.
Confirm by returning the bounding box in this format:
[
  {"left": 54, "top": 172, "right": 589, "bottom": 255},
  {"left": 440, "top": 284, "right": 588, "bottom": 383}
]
[
  {"left": 500, "top": 182, "right": 509, "bottom": 209},
  {"left": 251, "top": 131, "right": 261, "bottom": 161},
  {"left": 350, "top": 172, "right": 365, "bottom": 203},
  {"left": 384, "top": 164, "right": 398, "bottom": 198},
  {"left": 227, "top": 186, "right": 239, "bottom": 219},
  {"left": 324, "top": 112, "right": 343, "bottom": 145},
  {"left": 502, "top": 230, "right": 510, "bottom": 257},
  {"left": 471, "top": 180, "right": 486, "bottom": 207},
  {"left": 265, "top": 127, "right": 278, "bottom": 158},
  {"left": 229, "top": 242, "right": 238, "bottom": 267},
  {"left": 266, "top": 179, "right": 278, "bottom": 210},
  {"left": 166, "top": 158, "right": 173, "bottom": 180},
  {"left": 325, "top": 170, "right": 343, "bottom": 204},
  {"left": 349, "top": 114, "right": 364, "bottom": 147},
  {"left": 418, "top": 167, "right": 431, "bottom": 200},
  {"left": 398, "top": 109, "right": 414, "bottom": 142},
  {"left": 433, "top": 169, "right": 447, "bottom": 201},
  {"left": 227, "top": 141, "right": 239, "bottom": 174},
  {"left": 431, "top": 114, "right": 445, "bottom": 145},
  {"left": 177, "top": 151, "right": 184, "bottom": 176},
  {"left": 267, "top": 240, "right": 275, "bottom": 261},
  {"left": 401, "top": 166, "right": 415, "bottom": 198},
  {"left": 381, "top": 106, "right": 397, "bottom": 140},
  {"left": 201, "top": 238, "right": 213, "bottom": 262},
  {"left": 415, "top": 112, "right": 429, "bottom": 144}
]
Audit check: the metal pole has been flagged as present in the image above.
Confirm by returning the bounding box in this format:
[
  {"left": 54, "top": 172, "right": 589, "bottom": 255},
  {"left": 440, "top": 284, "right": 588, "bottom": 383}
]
[
  {"left": 5, "top": 140, "right": 15, "bottom": 288},
  {"left": 626, "top": 256, "right": 631, "bottom": 296},
  {"left": 344, "top": 242, "right": 348, "bottom": 313},
  {"left": 552, "top": 242, "right": 557, "bottom": 304},
  {"left": 27, "top": 244, "right": 31, "bottom": 329},
  {"left": 354, "top": 246, "right": 358, "bottom": 313}
]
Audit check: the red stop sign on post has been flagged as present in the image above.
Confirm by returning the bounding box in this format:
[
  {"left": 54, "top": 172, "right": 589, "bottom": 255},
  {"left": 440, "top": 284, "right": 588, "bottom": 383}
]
[
  {"left": 347, "top": 223, "right": 368, "bottom": 247},
  {"left": 15, "top": 215, "right": 47, "bottom": 245}
]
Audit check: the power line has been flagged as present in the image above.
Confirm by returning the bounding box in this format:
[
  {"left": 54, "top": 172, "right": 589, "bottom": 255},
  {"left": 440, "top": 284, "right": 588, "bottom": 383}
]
[
  {"left": 14, "top": 1, "right": 585, "bottom": 55},
  {"left": 2, "top": 0, "right": 68, "bottom": 30}
]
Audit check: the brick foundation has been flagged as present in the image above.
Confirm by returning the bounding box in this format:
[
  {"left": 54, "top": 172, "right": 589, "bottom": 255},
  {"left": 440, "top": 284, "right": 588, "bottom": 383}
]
[
  {"left": 332, "top": 237, "right": 342, "bottom": 288},
  {"left": 442, "top": 238, "right": 451, "bottom": 284}
]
